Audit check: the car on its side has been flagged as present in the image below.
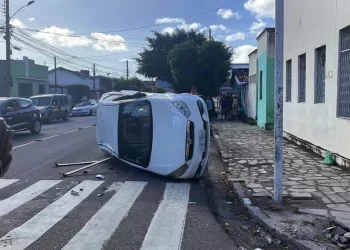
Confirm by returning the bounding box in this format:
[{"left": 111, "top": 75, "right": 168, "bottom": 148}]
[
  {"left": 0, "top": 97, "right": 42, "bottom": 134},
  {"left": 30, "top": 94, "right": 70, "bottom": 123},
  {"left": 96, "top": 90, "right": 210, "bottom": 179},
  {"left": 71, "top": 99, "right": 98, "bottom": 116}
]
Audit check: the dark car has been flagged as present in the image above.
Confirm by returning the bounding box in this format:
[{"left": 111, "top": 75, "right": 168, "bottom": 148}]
[
  {"left": 0, "top": 117, "right": 13, "bottom": 177},
  {"left": 0, "top": 97, "right": 42, "bottom": 134},
  {"left": 30, "top": 94, "right": 70, "bottom": 124}
]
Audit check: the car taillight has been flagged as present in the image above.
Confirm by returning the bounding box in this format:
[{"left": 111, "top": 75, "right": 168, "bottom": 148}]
[{"left": 185, "top": 121, "right": 194, "bottom": 161}]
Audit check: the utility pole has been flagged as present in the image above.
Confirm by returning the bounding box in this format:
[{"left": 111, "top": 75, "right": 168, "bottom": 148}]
[
  {"left": 126, "top": 60, "right": 129, "bottom": 81},
  {"left": 209, "top": 28, "right": 212, "bottom": 40},
  {"left": 274, "top": 0, "right": 284, "bottom": 204},
  {"left": 54, "top": 56, "right": 57, "bottom": 93},
  {"left": 5, "top": 0, "right": 11, "bottom": 97},
  {"left": 93, "top": 63, "right": 96, "bottom": 90}
]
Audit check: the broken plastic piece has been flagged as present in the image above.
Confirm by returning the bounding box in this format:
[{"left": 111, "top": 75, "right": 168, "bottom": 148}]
[
  {"left": 71, "top": 190, "right": 79, "bottom": 196},
  {"left": 96, "top": 174, "right": 105, "bottom": 179}
]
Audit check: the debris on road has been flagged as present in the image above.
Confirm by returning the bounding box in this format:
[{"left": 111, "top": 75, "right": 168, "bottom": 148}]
[
  {"left": 58, "top": 157, "right": 112, "bottom": 177},
  {"left": 96, "top": 174, "right": 105, "bottom": 179},
  {"left": 97, "top": 193, "right": 104, "bottom": 197},
  {"left": 71, "top": 190, "right": 79, "bottom": 196}
]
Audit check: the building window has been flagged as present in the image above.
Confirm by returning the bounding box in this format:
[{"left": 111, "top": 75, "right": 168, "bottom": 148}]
[
  {"left": 250, "top": 74, "right": 256, "bottom": 84},
  {"left": 315, "top": 46, "right": 326, "bottom": 103},
  {"left": 39, "top": 84, "right": 46, "bottom": 94},
  {"left": 259, "top": 71, "right": 263, "bottom": 100},
  {"left": 298, "top": 54, "right": 306, "bottom": 102},
  {"left": 338, "top": 26, "right": 350, "bottom": 118},
  {"left": 286, "top": 60, "right": 292, "bottom": 102}
]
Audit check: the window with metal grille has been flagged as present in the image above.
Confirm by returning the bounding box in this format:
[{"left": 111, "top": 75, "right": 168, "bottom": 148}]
[
  {"left": 298, "top": 54, "right": 306, "bottom": 102},
  {"left": 259, "top": 71, "right": 263, "bottom": 100},
  {"left": 286, "top": 60, "right": 292, "bottom": 102},
  {"left": 250, "top": 74, "right": 256, "bottom": 84},
  {"left": 338, "top": 26, "right": 350, "bottom": 118},
  {"left": 315, "top": 46, "right": 326, "bottom": 103}
]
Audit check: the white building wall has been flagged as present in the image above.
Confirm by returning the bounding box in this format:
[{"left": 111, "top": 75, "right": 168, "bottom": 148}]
[
  {"left": 284, "top": 0, "right": 350, "bottom": 160},
  {"left": 48, "top": 69, "right": 100, "bottom": 90},
  {"left": 247, "top": 51, "right": 257, "bottom": 119}
]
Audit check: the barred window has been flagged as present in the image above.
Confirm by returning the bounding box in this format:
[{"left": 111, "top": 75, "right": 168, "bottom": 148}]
[
  {"left": 286, "top": 60, "right": 292, "bottom": 102},
  {"left": 315, "top": 46, "right": 326, "bottom": 103},
  {"left": 298, "top": 54, "right": 306, "bottom": 102},
  {"left": 338, "top": 26, "right": 350, "bottom": 118}
]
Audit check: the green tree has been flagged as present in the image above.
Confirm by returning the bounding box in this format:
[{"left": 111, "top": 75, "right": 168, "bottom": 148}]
[
  {"left": 135, "top": 29, "right": 207, "bottom": 85},
  {"left": 136, "top": 29, "right": 233, "bottom": 96}
]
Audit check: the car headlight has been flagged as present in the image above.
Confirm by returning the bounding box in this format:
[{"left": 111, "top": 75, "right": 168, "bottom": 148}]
[{"left": 170, "top": 100, "right": 191, "bottom": 118}]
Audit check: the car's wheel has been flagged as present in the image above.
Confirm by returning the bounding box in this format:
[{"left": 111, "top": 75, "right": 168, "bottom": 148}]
[
  {"left": 0, "top": 117, "right": 13, "bottom": 177},
  {"left": 89, "top": 109, "right": 92, "bottom": 116},
  {"left": 30, "top": 120, "right": 41, "bottom": 134},
  {"left": 63, "top": 111, "right": 69, "bottom": 121},
  {"left": 47, "top": 113, "right": 52, "bottom": 124}
]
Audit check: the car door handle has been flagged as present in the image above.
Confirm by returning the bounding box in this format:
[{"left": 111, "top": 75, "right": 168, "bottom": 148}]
[{"left": 7, "top": 117, "right": 12, "bottom": 120}]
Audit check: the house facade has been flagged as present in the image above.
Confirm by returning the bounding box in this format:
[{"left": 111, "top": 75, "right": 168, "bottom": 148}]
[
  {"left": 0, "top": 56, "right": 48, "bottom": 98},
  {"left": 284, "top": 0, "right": 350, "bottom": 165},
  {"left": 256, "top": 28, "right": 275, "bottom": 129},
  {"left": 247, "top": 49, "right": 258, "bottom": 120}
]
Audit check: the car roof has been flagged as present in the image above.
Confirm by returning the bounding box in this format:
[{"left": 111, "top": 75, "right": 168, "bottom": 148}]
[{"left": 30, "top": 94, "right": 66, "bottom": 98}]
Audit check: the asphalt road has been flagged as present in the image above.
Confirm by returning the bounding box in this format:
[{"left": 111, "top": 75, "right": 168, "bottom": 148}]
[{"left": 0, "top": 116, "right": 240, "bottom": 250}]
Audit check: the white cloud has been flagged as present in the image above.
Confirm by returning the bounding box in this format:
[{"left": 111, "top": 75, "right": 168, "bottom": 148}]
[
  {"left": 225, "top": 32, "right": 245, "bottom": 42},
  {"left": 32, "top": 26, "right": 92, "bottom": 48},
  {"left": 209, "top": 24, "right": 228, "bottom": 32},
  {"left": 91, "top": 33, "right": 127, "bottom": 52},
  {"left": 232, "top": 45, "right": 257, "bottom": 63},
  {"left": 28, "top": 17, "right": 36, "bottom": 22},
  {"left": 10, "top": 18, "right": 26, "bottom": 28},
  {"left": 155, "top": 17, "right": 185, "bottom": 24},
  {"left": 119, "top": 58, "right": 134, "bottom": 62},
  {"left": 244, "top": 0, "right": 275, "bottom": 19},
  {"left": 163, "top": 22, "right": 201, "bottom": 34},
  {"left": 217, "top": 9, "right": 241, "bottom": 20},
  {"left": 249, "top": 18, "right": 267, "bottom": 35}
]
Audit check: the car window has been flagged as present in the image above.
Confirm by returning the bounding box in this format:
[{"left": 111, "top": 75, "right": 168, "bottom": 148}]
[
  {"left": 19, "top": 99, "right": 32, "bottom": 109},
  {"left": 118, "top": 100, "right": 152, "bottom": 168},
  {"left": 30, "top": 97, "right": 51, "bottom": 106},
  {"left": 52, "top": 96, "right": 58, "bottom": 106},
  {"left": 64, "top": 96, "right": 68, "bottom": 105},
  {"left": 5, "top": 100, "right": 19, "bottom": 111}
]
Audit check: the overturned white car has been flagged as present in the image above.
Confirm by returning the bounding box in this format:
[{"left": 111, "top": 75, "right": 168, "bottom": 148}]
[{"left": 96, "top": 90, "right": 210, "bottom": 179}]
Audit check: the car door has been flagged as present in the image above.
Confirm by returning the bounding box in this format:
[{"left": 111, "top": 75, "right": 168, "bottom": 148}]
[
  {"left": 18, "top": 99, "right": 35, "bottom": 128},
  {"left": 1, "top": 100, "right": 21, "bottom": 129},
  {"left": 51, "top": 96, "right": 60, "bottom": 120}
]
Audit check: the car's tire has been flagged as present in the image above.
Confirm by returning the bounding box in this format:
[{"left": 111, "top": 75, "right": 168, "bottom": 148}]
[
  {"left": 63, "top": 111, "right": 69, "bottom": 121},
  {"left": 0, "top": 117, "right": 13, "bottom": 177},
  {"left": 30, "top": 120, "right": 41, "bottom": 134},
  {"left": 47, "top": 113, "right": 52, "bottom": 124},
  {"left": 89, "top": 109, "right": 92, "bottom": 116}
]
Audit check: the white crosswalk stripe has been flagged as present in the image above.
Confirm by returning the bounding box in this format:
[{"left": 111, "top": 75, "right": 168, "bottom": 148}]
[
  {"left": 0, "top": 179, "right": 191, "bottom": 250},
  {"left": 0, "top": 179, "right": 19, "bottom": 190},
  {"left": 62, "top": 181, "right": 147, "bottom": 250},
  {"left": 0, "top": 180, "right": 61, "bottom": 218},
  {"left": 141, "top": 183, "right": 191, "bottom": 250},
  {"left": 0, "top": 180, "right": 103, "bottom": 250}
]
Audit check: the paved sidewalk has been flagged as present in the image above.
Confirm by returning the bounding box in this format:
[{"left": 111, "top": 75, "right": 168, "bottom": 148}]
[{"left": 212, "top": 121, "right": 350, "bottom": 248}]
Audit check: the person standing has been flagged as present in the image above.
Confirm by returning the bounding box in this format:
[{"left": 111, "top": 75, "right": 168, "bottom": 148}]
[
  {"left": 205, "top": 96, "right": 213, "bottom": 121},
  {"left": 232, "top": 95, "right": 238, "bottom": 121}
]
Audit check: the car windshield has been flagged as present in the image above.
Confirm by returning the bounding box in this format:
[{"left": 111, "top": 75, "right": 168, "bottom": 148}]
[
  {"left": 30, "top": 97, "right": 51, "bottom": 106},
  {"left": 76, "top": 101, "right": 91, "bottom": 107}
]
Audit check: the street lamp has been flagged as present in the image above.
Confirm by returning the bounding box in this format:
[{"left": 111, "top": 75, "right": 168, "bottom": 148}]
[
  {"left": 3, "top": 0, "right": 35, "bottom": 97},
  {"left": 10, "top": 1, "right": 35, "bottom": 19}
]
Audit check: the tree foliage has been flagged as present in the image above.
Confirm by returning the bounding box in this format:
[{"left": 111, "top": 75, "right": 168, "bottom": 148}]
[{"left": 135, "top": 28, "right": 233, "bottom": 96}]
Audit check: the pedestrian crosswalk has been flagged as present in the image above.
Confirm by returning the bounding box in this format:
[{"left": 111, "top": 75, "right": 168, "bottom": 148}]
[{"left": 0, "top": 179, "right": 191, "bottom": 250}]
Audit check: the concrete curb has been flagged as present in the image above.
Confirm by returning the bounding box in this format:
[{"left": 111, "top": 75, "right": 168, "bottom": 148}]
[{"left": 211, "top": 128, "right": 334, "bottom": 250}]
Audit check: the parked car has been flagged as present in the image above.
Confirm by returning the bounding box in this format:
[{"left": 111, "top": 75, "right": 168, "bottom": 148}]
[
  {"left": 96, "top": 90, "right": 210, "bottom": 179},
  {"left": 0, "top": 97, "right": 42, "bottom": 134},
  {"left": 71, "top": 99, "right": 98, "bottom": 116},
  {"left": 0, "top": 117, "right": 13, "bottom": 177},
  {"left": 30, "top": 94, "right": 70, "bottom": 123}
]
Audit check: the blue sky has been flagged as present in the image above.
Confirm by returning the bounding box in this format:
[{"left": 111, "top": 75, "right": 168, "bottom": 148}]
[{"left": 1, "top": 0, "right": 275, "bottom": 79}]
